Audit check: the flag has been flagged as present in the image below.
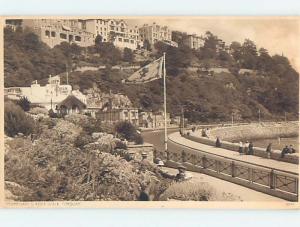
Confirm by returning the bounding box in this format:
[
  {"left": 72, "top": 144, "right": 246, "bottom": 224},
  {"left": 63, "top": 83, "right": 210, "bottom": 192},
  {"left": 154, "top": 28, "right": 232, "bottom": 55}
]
[{"left": 123, "top": 57, "right": 163, "bottom": 84}]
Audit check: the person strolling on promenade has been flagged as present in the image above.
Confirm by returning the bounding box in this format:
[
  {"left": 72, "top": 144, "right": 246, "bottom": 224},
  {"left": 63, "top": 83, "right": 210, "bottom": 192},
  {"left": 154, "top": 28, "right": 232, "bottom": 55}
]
[
  {"left": 248, "top": 142, "right": 254, "bottom": 155},
  {"left": 281, "top": 145, "right": 289, "bottom": 158},
  {"left": 215, "top": 137, "right": 221, "bottom": 148},
  {"left": 244, "top": 141, "right": 249, "bottom": 155},
  {"left": 238, "top": 141, "right": 243, "bottom": 155},
  {"left": 266, "top": 143, "right": 272, "bottom": 159}
]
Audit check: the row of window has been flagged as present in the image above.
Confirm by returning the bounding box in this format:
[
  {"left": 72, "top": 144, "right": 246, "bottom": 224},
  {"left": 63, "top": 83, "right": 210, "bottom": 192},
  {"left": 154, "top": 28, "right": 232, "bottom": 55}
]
[
  {"left": 45, "top": 30, "right": 82, "bottom": 42},
  {"left": 117, "top": 37, "right": 135, "bottom": 44}
]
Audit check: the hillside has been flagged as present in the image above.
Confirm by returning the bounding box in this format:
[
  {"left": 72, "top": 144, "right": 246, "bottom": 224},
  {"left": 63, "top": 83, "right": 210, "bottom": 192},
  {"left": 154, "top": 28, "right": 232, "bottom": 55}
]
[{"left": 4, "top": 26, "right": 299, "bottom": 123}]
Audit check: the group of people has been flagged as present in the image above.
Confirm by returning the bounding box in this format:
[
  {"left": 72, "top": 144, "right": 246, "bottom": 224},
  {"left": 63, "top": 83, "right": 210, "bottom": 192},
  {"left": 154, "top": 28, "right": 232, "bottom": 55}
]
[
  {"left": 238, "top": 141, "right": 254, "bottom": 155},
  {"left": 281, "top": 144, "right": 296, "bottom": 158}
]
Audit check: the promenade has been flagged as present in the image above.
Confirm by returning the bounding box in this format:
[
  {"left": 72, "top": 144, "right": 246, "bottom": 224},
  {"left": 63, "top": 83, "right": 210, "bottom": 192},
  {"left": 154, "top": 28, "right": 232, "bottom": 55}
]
[{"left": 168, "top": 132, "right": 298, "bottom": 174}]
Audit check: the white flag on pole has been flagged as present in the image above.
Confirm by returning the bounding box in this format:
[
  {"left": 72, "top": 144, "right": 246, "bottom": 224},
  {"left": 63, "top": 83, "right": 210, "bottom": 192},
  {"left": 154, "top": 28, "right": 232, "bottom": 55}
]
[{"left": 123, "top": 57, "right": 163, "bottom": 84}]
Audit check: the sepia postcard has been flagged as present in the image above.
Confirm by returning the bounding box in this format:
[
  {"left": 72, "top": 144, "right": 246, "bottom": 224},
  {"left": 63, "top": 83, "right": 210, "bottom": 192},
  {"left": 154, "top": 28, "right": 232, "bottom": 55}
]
[{"left": 0, "top": 16, "right": 299, "bottom": 208}]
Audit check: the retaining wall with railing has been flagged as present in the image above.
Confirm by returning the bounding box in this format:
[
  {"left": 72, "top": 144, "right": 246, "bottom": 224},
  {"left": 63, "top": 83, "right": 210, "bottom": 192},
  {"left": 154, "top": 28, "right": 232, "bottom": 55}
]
[{"left": 156, "top": 140, "right": 299, "bottom": 201}]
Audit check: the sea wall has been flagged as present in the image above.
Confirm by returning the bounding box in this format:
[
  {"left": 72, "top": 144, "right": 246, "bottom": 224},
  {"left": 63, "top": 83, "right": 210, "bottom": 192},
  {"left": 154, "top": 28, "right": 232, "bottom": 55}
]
[{"left": 208, "top": 122, "right": 298, "bottom": 141}]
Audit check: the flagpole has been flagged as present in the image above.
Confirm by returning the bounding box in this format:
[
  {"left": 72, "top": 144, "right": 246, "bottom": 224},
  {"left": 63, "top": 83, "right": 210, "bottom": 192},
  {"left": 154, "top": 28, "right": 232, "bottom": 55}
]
[{"left": 163, "top": 52, "right": 168, "bottom": 152}]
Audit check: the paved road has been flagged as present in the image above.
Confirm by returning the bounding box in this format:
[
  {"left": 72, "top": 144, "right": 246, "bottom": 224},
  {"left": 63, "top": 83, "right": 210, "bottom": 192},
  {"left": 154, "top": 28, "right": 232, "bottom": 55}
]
[
  {"left": 142, "top": 129, "right": 285, "bottom": 201},
  {"left": 169, "top": 132, "right": 298, "bottom": 174}
]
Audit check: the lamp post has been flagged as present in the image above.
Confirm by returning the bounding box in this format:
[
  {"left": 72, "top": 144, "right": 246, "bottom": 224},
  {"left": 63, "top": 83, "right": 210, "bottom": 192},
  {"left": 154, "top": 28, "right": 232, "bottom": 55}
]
[{"left": 258, "top": 108, "right": 261, "bottom": 123}]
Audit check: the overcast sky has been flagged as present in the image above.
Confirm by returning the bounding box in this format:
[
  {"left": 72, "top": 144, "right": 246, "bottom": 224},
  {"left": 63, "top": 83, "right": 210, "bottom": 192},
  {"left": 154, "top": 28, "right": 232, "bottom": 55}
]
[{"left": 127, "top": 17, "right": 300, "bottom": 72}]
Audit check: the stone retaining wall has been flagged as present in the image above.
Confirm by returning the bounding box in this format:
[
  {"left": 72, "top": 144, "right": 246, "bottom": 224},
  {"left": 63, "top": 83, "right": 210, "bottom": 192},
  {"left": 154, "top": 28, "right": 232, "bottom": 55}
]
[
  {"left": 127, "top": 143, "right": 154, "bottom": 162},
  {"left": 209, "top": 122, "right": 298, "bottom": 141}
]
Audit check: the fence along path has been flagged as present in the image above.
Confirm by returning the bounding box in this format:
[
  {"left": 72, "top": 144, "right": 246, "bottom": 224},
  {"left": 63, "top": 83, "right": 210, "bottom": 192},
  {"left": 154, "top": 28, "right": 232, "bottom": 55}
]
[{"left": 155, "top": 133, "right": 299, "bottom": 201}]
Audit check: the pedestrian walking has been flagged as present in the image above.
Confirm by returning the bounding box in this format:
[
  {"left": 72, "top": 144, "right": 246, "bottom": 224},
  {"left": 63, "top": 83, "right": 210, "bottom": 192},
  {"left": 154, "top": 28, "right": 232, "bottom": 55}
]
[
  {"left": 244, "top": 141, "right": 249, "bottom": 155},
  {"left": 238, "top": 141, "right": 243, "bottom": 155},
  {"left": 266, "top": 143, "right": 272, "bottom": 159},
  {"left": 248, "top": 142, "right": 254, "bottom": 155},
  {"left": 216, "top": 137, "right": 221, "bottom": 148},
  {"left": 281, "top": 145, "right": 289, "bottom": 158}
]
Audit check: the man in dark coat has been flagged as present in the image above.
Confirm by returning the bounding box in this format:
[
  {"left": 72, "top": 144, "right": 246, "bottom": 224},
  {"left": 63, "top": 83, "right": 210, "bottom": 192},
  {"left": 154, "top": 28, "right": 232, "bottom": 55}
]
[{"left": 248, "top": 142, "right": 254, "bottom": 155}]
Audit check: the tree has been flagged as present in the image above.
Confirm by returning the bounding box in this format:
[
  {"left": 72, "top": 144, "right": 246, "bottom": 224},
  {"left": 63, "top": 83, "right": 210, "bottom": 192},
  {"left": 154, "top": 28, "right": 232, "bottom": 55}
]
[
  {"left": 4, "top": 101, "right": 36, "bottom": 137},
  {"left": 240, "top": 39, "right": 258, "bottom": 69},
  {"left": 230, "top": 41, "right": 242, "bottom": 62},
  {"left": 95, "top": 34, "right": 103, "bottom": 47},
  {"left": 115, "top": 121, "right": 139, "bottom": 142},
  {"left": 257, "top": 48, "right": 273, "bottom": 71},
  {"left": 17, "top": 97, "right": 31, "bottom": 112},
  {"left": 123, "top": 47, "right": 134, "bottom": 63}
]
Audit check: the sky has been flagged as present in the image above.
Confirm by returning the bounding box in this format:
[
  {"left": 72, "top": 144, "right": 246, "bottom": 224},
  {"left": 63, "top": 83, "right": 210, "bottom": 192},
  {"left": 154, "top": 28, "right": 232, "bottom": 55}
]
[{"left": 128, "top": 17, "right": 300, "bottom": 72}]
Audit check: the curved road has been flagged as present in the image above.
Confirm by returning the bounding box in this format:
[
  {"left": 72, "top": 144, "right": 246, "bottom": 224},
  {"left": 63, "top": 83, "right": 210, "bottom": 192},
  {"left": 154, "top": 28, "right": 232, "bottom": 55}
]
[{"left": 142, "top": 129, "right": 286, "bottom": 201}]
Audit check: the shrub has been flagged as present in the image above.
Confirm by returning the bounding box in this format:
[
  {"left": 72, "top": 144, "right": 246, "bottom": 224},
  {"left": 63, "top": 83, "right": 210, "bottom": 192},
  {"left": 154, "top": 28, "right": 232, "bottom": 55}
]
[
  {"left": 4, "top": 135, "right": 170, "bottom": 201},
  {"left": 29, "top": 107, "right": 48, "bottom": 115},
  {"left": 161, "top": 181, "right": 214, "bottom": 201},
  {"left": 160, "top": 181, "right": 242, "bottom": 201},
  {"left": 65, "top": 114, "right": 102, "bottom": 135},
  {"left": 74, "top": 132, "right": 94, "bottom": 148},
  {"left": 4, "top": 102, "right": 36, "bottom": 137},
  {"left": 40, "top": 118, "right": 57, "bottom": 129},
  {"left": 114, "top": 121, "right": 137, "bottom": 141},
  {"left": 115, "top": 140, "right": 127, "bottom": 150},
  {"left": 17, "top": 97, "right": 31, "bottom": 112},
  {"left": 133, "top": 133, "right": 144, "bottom": 145}
]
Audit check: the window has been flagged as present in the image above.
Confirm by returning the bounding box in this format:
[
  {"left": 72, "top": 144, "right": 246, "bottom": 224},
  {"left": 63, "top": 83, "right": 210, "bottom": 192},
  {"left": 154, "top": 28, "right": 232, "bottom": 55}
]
[
  {"left": 124, "top": 39, "right": 129, "bottom": 43},
  {"left": 60, "top": 33, "right": 67, "bottom": 39},
  {"left": 130, "top": 40, "right": 134, "bottom": 44},
  {"left": 51, "top": 31, "right": 56, "bottom": 37},
  {"left": 75, "top": 36, "right": 81, "bottom": 42},
  {"left": 45, "top": 30, "right": 50, "bottom": 37},
  {"left": 118, "top": 37, "right": 122, "bottom": 42}
]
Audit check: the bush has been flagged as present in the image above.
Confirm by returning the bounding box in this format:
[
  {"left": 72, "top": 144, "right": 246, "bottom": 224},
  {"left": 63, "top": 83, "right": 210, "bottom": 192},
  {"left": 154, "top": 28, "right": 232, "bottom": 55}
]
[
  {"left": 114, "top": 121, "right": 137, "bottom": 141},
  {"left": 133, "top": 133, "right": 144, "bottom": 145},
  {"left": 17, "top": 97, "right": 31, "bottom": 112},
  {"left": 115, "top": 140, "right": 127, "bottom": 150},
  {"left": 65, "top": 114, "right": 102, "bottom": 135},
  {"left": 4, "top": 102, "right": 36, "bottom": 137},
  {"left": 4, "top": 134, "right": 169, "bottom": 201},
  {"left": 74, "top": 132, "right": 94, "bottom": 148},
  {"left": 29, "top": 107, "right": 48, "bottom": 115},
  {"left": 161, "top": 181, "right": 214, "bottom": 201},
  {"left": 160, "top": 181, "right": 242, "bottom": 201}
]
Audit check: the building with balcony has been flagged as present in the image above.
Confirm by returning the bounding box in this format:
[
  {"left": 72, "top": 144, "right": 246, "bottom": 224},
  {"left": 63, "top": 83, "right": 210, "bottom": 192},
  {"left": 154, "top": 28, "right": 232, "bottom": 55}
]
[
  {"left": 83, "top": 19, "right": 141, "bottom": 50},
  {"left": 139, "top": 22, "right": 172, "bottom": 47},
  {"left": 22, "top": 19, "right": 95, "bottom": 48}
]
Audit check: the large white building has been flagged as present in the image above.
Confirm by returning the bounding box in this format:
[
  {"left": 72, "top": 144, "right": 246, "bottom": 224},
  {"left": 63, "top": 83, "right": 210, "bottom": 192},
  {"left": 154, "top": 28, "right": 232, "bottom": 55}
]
[
  {"left": 83, "top": 19, "right": 141, "bottom": 50},
  {"left": 4, "top": 75, "right": 87, "bottom": 111}
]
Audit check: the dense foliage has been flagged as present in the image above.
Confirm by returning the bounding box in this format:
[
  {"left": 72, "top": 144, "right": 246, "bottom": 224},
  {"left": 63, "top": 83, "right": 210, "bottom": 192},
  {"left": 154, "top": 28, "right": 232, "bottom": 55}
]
[
  {"left": 114, "top": 121, "right": 143, "bottom": 144},
  {"left": 4, "top": 101, "right": 37, "bottom": 137},
  {"left": 4, "top": 27, "right": 299, "bottom": 122}
]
